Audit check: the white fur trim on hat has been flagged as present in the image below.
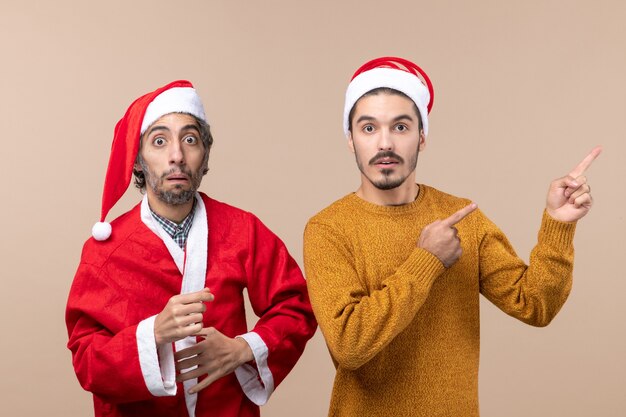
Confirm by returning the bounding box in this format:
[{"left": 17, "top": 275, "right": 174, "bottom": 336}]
[
  {"left": 343, "top": 67, "right": 430, "bottom": 137},
  {"left": 141, "top": 87, "right": 206, "bottom": 134}
]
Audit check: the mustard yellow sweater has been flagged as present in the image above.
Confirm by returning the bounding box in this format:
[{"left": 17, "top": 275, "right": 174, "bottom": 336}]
[{"left": 303, "top": 185, "right": 576, "bottom": 417}]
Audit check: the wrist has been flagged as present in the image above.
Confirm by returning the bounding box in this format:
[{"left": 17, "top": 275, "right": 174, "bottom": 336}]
[
  {"left": 235, "top": 337, "right": 254, "bottom": 364},
  {"left": 154, "top": 333, "right": 167, "bottom": 346},
  {"left": 545, "top": 207, "right": 578, "bottom": 223},
  {"left": 153, "top": 316, "right": 164, "bottom": 346},
  {"left": 545, "top": 207, "right": 560, "bottom": 221}
]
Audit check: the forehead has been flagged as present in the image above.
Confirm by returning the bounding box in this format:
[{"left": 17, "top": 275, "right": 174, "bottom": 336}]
[{"left": 352, "top": 92, "right": 418, "bottom": 119}]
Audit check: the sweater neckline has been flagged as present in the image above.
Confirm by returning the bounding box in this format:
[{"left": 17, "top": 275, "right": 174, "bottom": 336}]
[{"left": 346, "top": 184, "right": 428, "bottom": 215}]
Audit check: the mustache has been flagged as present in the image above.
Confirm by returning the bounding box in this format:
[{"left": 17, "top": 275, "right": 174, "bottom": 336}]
[
  {"left": 159, "top": 167, "right": 193, "bottom": 179},
  {"left": 368, "top": 151, "right": 404, "bottom": 165}
]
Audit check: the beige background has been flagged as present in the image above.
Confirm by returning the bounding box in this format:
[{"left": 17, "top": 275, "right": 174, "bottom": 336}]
[{"left": 1, "top": 1, "right": 624, "bottom": 416}]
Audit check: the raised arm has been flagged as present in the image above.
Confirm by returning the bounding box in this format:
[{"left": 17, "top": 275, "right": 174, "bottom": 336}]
[{"left": 480, "top": 147, "right": 601, "bottom": 326}]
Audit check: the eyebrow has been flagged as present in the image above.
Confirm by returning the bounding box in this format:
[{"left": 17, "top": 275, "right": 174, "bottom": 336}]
[
  {"left": 146, "top": 125, "right": 170, "bottom": 135},
  {"left": 355, "top": 114, "right": 415, "bottom": 124},
  {"left": 180, "top": 124, "right": 200, "bottom": 134}
]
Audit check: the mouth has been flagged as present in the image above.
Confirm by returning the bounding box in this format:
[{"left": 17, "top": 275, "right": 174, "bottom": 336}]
[
  {"left": 165, "top": 172, "right": 190, "bottom": 183},
  {"left": 372, "top": 157, "right": 400, "bottom": 167}
]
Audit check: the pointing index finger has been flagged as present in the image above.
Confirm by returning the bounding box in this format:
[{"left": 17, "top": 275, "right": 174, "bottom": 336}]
[
  {"left": 442, "top": 203, "right": 478, "bottom": 227},
  {"left": 569, "top": 146, "right": 602, "bottom": 178}
]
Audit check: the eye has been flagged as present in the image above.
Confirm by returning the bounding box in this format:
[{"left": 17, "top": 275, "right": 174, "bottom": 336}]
[
  {"left": 394, "top": 124, "right": 408, "bottom": 132},
  {"left": 153, "top": 137, "right": 166, "bottom": 146},
  {"left": 362, "top": 125, "right": 375, "bottom": 133},
  {"left": 183, "top": 135, "right": 198, "bottom": 145}
]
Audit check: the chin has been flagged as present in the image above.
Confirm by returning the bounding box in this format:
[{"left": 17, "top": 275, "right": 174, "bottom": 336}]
[
  {"left": 374, "top": 183, "right": 402, "bottom": 191},
  {"left": 169, "top": 185, "right": 191, "bottom": 192},
  {"left": 372, "top": 176, "right": 407, "bottom": 191}
]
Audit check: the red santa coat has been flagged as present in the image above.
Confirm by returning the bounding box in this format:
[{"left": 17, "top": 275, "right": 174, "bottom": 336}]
[{"left": 66, "top": 193, "right": 317, "bottom": 417}]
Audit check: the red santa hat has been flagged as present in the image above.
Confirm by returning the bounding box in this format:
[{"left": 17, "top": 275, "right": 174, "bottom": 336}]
[
  {"left": 91, "top": 80, "right": 206, "bottom": 241},
  {"left": 343, "top": 56, "right": 434, "bottom": 137}
]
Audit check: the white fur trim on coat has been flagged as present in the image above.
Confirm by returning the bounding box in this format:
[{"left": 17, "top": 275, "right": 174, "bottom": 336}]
[
  {"left": 139, "top": 194, "right": 208, "bottom": 417},
  {"left": 136, "top": 315, "right": 177, "bottom": 396},
  {"left": 235, "top": 332, "right": 274, "bottom": 405}
]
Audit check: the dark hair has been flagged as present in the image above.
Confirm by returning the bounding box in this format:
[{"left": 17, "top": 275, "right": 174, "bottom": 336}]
[
  {"left": 133, "top": 114, "right": 213, "bottom": 190},
  {"left": 348, "top": 87, "right": 423, "bottom": 133}
]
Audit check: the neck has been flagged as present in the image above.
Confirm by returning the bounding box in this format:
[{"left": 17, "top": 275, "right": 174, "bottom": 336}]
[
  {"left": 146, "top": 193, "right": 195, "bottom": 223},
  {"left": 356, "top": 179, "right": 419, "bottom": 206}
]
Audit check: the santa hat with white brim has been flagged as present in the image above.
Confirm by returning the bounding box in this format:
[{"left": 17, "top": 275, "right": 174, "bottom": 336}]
[
  {"left": 91, "top": 80, "right": 206, "bottom": 241},
  {"left": 343, "top": 57, "right": 434, "bottom": 137}
]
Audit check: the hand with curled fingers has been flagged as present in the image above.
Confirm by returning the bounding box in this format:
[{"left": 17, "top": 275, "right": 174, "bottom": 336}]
[
  {"left": 418, "top": 203, "right": 477, "bottom": 268},
  {"left": 154, "top": 288, "right": 214, "bottom": 346},
  {"left": 174, "top": 327, "right": 254, "bottom": 394},
  {"left": 546, "top": 146, "right": 602, "bottom": 222}
]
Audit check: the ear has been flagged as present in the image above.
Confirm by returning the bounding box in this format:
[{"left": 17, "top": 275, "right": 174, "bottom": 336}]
[
  {"left": 347, "top": 131, "right": 355, "bottom": 154},
  {"left": 202, "top": 148, "right": 210, "bottom": 175},
  {"left": 135, "top": 138, "right": 145, "bottom": 172},
  {"left": 418, "top": 130, "right": 426, "bottom": 152}
]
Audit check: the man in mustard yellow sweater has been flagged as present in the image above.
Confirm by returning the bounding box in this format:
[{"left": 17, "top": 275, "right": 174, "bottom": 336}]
[{"left": 303, "top": 57, "right": 601, "bottom": 417}]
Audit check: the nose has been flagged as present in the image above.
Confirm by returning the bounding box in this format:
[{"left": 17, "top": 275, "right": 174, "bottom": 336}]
[
  {"left": 377, "top": 128, "right": 393, "bottom": 151},
  {"left": 168, "top": 141, "right": 185, "bottom": 165}
]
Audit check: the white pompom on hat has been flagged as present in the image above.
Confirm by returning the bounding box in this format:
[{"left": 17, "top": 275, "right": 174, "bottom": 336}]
[
  {"left": 92, "top": 80, "right": 206, "bottom": 241},
  {"left": 343, "top": 56, "right": 434, "bottom": 137}
]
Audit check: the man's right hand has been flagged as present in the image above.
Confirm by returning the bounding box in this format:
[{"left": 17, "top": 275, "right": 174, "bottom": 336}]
[
  {"left": 418, "top": 203, "right": 477, "bottom": 268},
  {"left": 154, "top": 288, "right": 214, "bottom": 346}
]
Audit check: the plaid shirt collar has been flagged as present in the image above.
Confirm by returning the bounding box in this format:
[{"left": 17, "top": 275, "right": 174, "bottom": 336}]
[{"left": 149, "top": 197, "right": 197, "bottom": 250}]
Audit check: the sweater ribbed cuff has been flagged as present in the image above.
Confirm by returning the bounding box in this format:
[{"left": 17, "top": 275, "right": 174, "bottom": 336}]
[
  {"left": 539, "top": 210, "right": 577, "bottom": 249},
  {"left": 396, "top": 247, "right": 446, "bottom": 288}
]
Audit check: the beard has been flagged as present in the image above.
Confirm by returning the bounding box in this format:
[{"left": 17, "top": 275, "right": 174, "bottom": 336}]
[
  {"left": 141, "top": 161, "right": 205, "bottom": 206},
  {"left": 355, "top": 148, "right": 419, "bottom": 191}
]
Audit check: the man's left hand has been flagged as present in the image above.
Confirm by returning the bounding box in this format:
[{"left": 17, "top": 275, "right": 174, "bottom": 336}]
[
  {"left": 546, "top": 146, "right": 602, "bottom": 222},
  {"left": 174, "top": 327, "right": 254, "bottom": 394}
]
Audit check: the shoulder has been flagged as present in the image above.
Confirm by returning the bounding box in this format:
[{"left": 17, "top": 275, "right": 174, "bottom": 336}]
[
  {"left": 200, "top": 192, "right": 259, "bottom": 227},
  {"left": 199, "top": 193, "right": 283, "bottom": 244},
  {"left": 303, "top": 194, "right": 364, "bottom": 250},
  {"left": 306, "top": 193, "right": 357, "bottom": 228},
  {"left": 78, "top": 202, "right": 147, "bottom": 267}
]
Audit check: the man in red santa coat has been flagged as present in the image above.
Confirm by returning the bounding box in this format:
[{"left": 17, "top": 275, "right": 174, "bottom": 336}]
[{"left": 66, "top": 80, "right": 317, "bottom": 417}]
